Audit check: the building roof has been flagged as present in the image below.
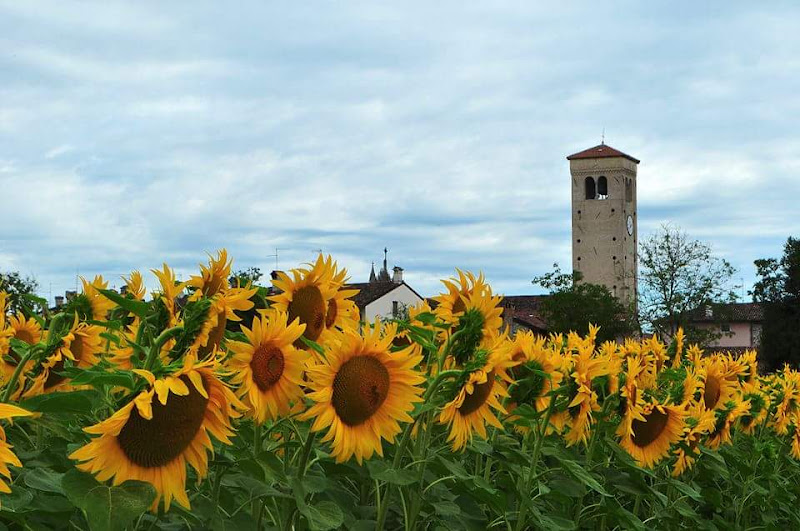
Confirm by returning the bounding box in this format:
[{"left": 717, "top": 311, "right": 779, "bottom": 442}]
[
  {"left": 500, "top": 295, "right": 550, "bottom": 332},
  {"left": 687, "top": 302, "right": 764, "bottom": 323},
  {"left": 347, "top": 281, "right": 424, "bottom": 308},
  {"left": 566, "top": 144, "right": 640, "bottom": 164}
]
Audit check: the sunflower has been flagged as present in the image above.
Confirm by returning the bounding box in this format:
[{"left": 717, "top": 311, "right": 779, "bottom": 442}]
[
  {"left": 700, "top": 357, "right": 739, "bottom": 412},
  {"left": 227, "top": 310, "right": 309, "bottom": 423},
  {"left": 507, "top": 331, "right": 563, "bottom": 414},
  {"left": 738, "top": 381, "right": 770, "bottom": 435},
  {"left": 439, "top": 337, "right": 516, "bottom": 451},
  {"left": 303, "top": 323, "right": 424, "bottom": 463},
  {"left": 0, "top": 314, "right": 43, "bottom": 386},
  {"left": 123, "top": 270, "right": 147, "bottom": 300},
  {"left": 670, "top": 328, "right": 685, "bottom": 369},
  {"left": 24, "top": 320, "right": 104, "bottom": 397},
  {"left": 269, "top": 258, "right": 337, "bottom": 348},
  {"left": 317, "top": 256, "right": 360, "bottom": 343},
  {"left": 187, "top": 287, "right": 257, "bottom": 359},
  {"left": 563, "top": 343, "right": 612, "bottom": 447},
  {"left": 672, "top": 407, "right": 717, "bottom": 476},
  {"left": 433, "top": 271, "right": 503, "bottom": 349},
  {"left": 81, "top": 275, "right": 116, "bottom": 320},
  {"left": 189, "top": 249, "right": 232, "bottom": 300},
  {"left": 706, "top": 398, "right": 750, "bottom": 449},
  {"left": 151, "top": 264, "right": 188, "bottom": 328},
  {"left": 70, "top": 355, "right": 244, "bottom": 511},
  {"left": 0, "top": 403, "right": 34, "bottom": 493},
  {"left": 619, "top": 400, "right": 686, "bottom": 468}
]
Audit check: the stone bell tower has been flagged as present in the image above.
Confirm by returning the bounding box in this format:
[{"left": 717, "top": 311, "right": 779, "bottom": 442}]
[{"left": 567, "top": 143, "right": 639, "bottom": 309}]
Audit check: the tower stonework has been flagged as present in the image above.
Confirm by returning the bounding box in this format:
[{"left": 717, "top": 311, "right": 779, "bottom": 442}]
[{"left": 567, "top": 144, "right": 639, "bottom": 309}]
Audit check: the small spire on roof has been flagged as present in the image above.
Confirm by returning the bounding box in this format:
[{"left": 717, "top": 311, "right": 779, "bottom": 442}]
[
  {"left": 369, "top": 262, "right": 377, "bottom": 283},
  {"left": 601, "top": 126, "right": 605, "bottom": 145}
]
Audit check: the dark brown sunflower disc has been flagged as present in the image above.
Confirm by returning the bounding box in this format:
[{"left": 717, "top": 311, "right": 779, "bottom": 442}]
[
  {"left": 459, "top": 369, "right": 496, "bottom": 416},
  {"left": 631, "top": 408, "right": 669, "bottom": 448},
  {"left": 250, "top": 344, "right": 286, "bottom": 392},
  {"left": 117, "top": 375, "right": 209, "bottom": 468},
  {"left": 325, "top": 299, "right": 338, "bottom": 329},
  {"left": 704, "top": 376, "right": 722, "bottom": 410},
  {"left": 289, "top": 285, "right": 325, "bottom": 342},
  {"left": 331, "top": 355, "right": 390, "bottom": 426}
]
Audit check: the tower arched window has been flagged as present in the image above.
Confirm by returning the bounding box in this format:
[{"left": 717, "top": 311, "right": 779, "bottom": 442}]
[
  {"left": 584, "top": 177, "right": 596, "bottom": 200},
  {"left": 597, "top": 176, "right": 608, "bottom": 199},
  {"left": 625, "top": 179, "right": 633, "bottom": 202}
]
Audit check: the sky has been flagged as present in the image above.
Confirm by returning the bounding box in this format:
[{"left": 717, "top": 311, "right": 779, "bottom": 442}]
[{"left": 1, "top": 1, "right": 799, "bottom": 303}]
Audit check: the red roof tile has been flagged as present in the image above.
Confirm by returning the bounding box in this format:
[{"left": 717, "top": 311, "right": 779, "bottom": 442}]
[{"left": 566, "top": 144, "right": 640, "bottom": 164}]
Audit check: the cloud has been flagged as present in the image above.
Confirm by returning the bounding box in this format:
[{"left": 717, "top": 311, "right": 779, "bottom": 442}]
[{"left": 1, "top": 2, "right": 799, "bottom": 303}]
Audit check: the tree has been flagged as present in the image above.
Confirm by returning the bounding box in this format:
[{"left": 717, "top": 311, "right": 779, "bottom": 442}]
[
  {"left": 0, "top": 270, "right": 40, "bottom": 315},
  {"left": 532, "top": 264, "right": 635, "bottom": 343},
  {"left": 638, "top": 224, "right": 738, "bottom": 345},
  {"left": 751, "top": 237, "right": 800, "bottom": 371},
  {"left": 229, "top": 267, "right": 263, "bottom": 288}
]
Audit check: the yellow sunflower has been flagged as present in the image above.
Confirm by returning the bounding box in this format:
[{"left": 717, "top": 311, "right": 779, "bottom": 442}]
[
  {"left": 700, "top": 356, "right": 739, "bottom": 412},
  {"left": 564, "top": 343, "right": 612, "bottom": 447},
  {"left": 303, "top": 323, "right": 425, "bottom": 463},
  {"left": 507, "top": 331, "right": 563, "bottom": 414},
  {"left": 187, "top": 287, "right": 257, "bottom": 359},
  {"left": 151, "top": 264, "right": 188, "bottom": 328},
  {"left": 670, "top": 328, "right": 685, "bottom": 369},
  {"left": 24, "top": 320, "right": 104, "bottom": 397},
  {"left": 0, "top": 403, "right": 34, "bottom": 493},
  {"left": 433, "top": 270, "right": 503, "bottom": 343},
  {"left": 227, "top": 310, "right": 309, "bottom": 423},
  {"left": 123, "top": 270, "right": 147, "bottom": 300},
  {"left": 706, "top": 398, "right": 750, "bottom": 449},
  {"left": 70, "top": 355, "right": 244, "bottom": 511},
  {"left": 189, "top": 249, "right": 232, "bottom": 300},
  {"left": 439, "top": 337, "right": 516, "bottom": 451},
  {"left": 269, "top": 258, "right": 337, "bottom": 348},
  {"left": 0, "top": 314, "right": 43, "bottom": 384},
  {"left": 317, "top": 256, "right": 360, "bottom": 343},
  {"left": 619, "top": 400, "right": 686, "bottom": 468},
  {"left": 81, "top": 275, "right": 116, "bottom": 320},
  {"left": 738, "top": 381, "right": 770, "bottom": 435},
  {"left": 672, "top": 406, "right": 716, "bottom": 476}
]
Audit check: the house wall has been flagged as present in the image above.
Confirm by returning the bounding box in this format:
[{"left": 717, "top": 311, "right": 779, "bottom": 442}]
[
  {"left": 695, "top": 322, "right": 753, "bottom": 348},
  {"left": 363, "top": 284, "right": 423, "bottom": 321}
]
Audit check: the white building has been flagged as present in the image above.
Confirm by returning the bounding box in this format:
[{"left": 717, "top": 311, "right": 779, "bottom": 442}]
[{"left": 348, "top": 250, "right": 424, "bottom": 322}]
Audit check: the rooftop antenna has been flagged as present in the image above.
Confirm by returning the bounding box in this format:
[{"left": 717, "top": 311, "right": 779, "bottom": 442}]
[{"left": 266, "top": 248, "right": 286, "bottom": 271}]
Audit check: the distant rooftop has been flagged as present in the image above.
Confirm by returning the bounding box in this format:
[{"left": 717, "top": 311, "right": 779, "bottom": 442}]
[{"left": 567, "top": 143, "right": 640, "bottom": 164}]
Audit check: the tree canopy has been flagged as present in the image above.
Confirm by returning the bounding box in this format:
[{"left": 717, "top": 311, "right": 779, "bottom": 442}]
[
  {"left": 532, "top": 263, "right": 635, "bottom": 343},
  {"left": 751, "top": 237, "right": 800, "bottom": 371},
  {"left": 0, "top": 270, "right": 40, "bottom": 315}
]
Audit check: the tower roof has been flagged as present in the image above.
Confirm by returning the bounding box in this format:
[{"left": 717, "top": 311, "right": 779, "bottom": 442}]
[{"left": 567, "top": 144, "right": 640, "bottom": 164}]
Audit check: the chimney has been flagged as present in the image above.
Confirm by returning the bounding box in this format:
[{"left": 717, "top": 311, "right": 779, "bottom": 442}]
[
  {"left": 65, "top": 290, "right": 77, "bottom": 301},
  {"left": 704, "top": 305, "right": 713, "bottom": 319},
  {"left": 120, "top": 285, "right": 128, "bottom": 296},
  {"left": 270, "top": 270, "right": 281, "bottom": 280},
  {"left": 55, "top": 296, "right": 64, "bottom": 308},
  {"left": 392, "top": 266, "right": 404, "bottom": 284}
]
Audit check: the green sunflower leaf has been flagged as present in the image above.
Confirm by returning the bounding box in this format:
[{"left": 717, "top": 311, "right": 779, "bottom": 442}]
[
  {"left": 21, "top": 390, "right": 96, "bottom": 414},
  {"left": 560, "top": 459, "right": 611, "bottom": 497},
  {"left": 82, "top": 480, "right": 156, "bottom": 531},
  {"left": 97, "top": 289, "right": 149, "bottom": 318}
]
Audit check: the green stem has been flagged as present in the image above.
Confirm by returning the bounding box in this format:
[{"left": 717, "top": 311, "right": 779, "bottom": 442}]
[
  {"left": 1, "top": 345, "right": 39, "bottom": 402},
  {"left": 143, "top": 326, "right": 183, "bottom": 371},
  {"left": 253, "top": 422, "right": 262, "bottom": 456},
  {"left": 297, "top": 431, "right": 316, "bottom": 479},
  {"left": 515, "top": 397, "right": 556, "bottom": 531}
]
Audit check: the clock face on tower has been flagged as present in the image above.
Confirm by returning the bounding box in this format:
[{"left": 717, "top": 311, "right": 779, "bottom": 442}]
[{"left": 627, "top": 215, "right": 634, "bottom": 236}]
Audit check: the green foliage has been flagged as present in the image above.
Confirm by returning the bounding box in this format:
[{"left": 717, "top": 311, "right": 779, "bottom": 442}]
[
  {"left": 533, "top": 263, "right": 635, "bottom": 342},
  {"left": 0, "top": 270, "right": 40, "bottom": 315}
]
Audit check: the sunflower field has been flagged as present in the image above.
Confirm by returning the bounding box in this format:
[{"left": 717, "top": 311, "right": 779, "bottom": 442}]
[{"left": 1, "top": 251, "right": 799, "bottom": 530}]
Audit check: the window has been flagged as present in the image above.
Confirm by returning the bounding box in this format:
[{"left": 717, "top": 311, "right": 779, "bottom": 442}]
[
  {"left": 584, "top": 177, "right": 596, "bottom": 199},
  {"left": 721, "top": 323, "right": 731, "bottom": 333},
  {"left": 392, "top": 301, "right": 399, "bottom": 318},
  {"left": 597, "top": 176, "right": 608, "bottom": 199},
  {"left": 625, "top": 179, "right": 633, "bottom": 202}
]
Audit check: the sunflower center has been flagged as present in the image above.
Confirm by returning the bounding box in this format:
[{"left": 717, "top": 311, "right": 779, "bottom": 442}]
[
  {"left": 704, "top": 375, "right": 721, "bottom": 410},
  {"left": 459, "top": 370, "right": 496, "bottom": 416},
  {"left": 631, "top": 408, "right": 669, "bottom": 448},
  {"left": 14, "top": 329, "right": 36, "bottom": 345},
  {"left": 452, "top": 297, "right": 466, "bottom": 315},
  {"left": 289, "top": 286, "right": 326, "bottom": 343},
  {"left": 325, "top": 299, "right": 338, "bottom": 329},
  {"left": 250, "top": 345, "right": 286, "bottom": 392},
  {"left": 117, "top": 375, "right": 209, "bottom": 468},
  {"left": 331, "top": 355, "right": 390, "bottom": 426}
]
